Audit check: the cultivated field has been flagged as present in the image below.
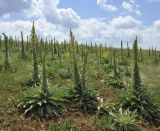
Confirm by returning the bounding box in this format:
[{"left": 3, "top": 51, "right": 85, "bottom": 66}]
[{"left": 0, "top": 23, "right": 160, "bottom": 131}]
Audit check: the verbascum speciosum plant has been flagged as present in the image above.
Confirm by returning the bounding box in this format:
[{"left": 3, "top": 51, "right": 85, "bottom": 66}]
[
  {"left": 107, "top": 50, "right": 124, "bottom": 88},
  {"left": 1, "top": 33, "right": 14, "bottom": 72},
  {"left": 18, "top": 52, "right": 66, "bottom": 118},
  {"left": 122, "top": 37, "right": 160, "bottom": 127},
  {"left": 68, "top": 30, "right": 99, "bottom": 114}
]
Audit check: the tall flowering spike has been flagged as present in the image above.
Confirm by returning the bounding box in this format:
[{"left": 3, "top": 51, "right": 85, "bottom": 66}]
[
  {"left": 44, "top": 37, "right": 47, "bottom": 53},
  {"left": 81, "top": 52, "right": 88, "bottom": 89},
  {"left": 30, "top": 22, "right": 36, "bottom": 47},
  {"left": 154, "top": 47, "right": 157, "bottom": 61},
  {"left": 133, "top": 36, "right": 141, "bottom": 89},
  {"left": 39, "top": 38, "right": 43, "bottom": 63},
  {"left": 133, "top": 36, "right": 138, "bottom": 65},
  {"left": 140, "top": 47, "right": 143, "bottom": 61},
  {"left": 27, "top": 35, "right": 29, "bottom": 49},
  {"left": 113, "top": 49, "right": 117, "bottom": 77},
  {"left": 121, "top": 40, "right": 124, "bottom": 63},
  {"left": 70, "top": 29, "right": 75, "bottom": 55},
  {"left": 53, "top": 37, "right": 57, "bottom": 54},
  {"left": 70, "top": 30, "right": 80, "bottom": 88},
  {"left": 20, "top": 31, "right": 26, "bottom": 59},
  {"left": 127, "top": 42, "right": 130, "bottom": 58},
  {"left": 99, "top": 44, "right": 102, "bottom": 63},
  {"left": 30, "top": 22, "right": 40, "bottom": 86},
  {"left": 51, "top": 39, "right": 54, "bottom": 59},
  {"left": 42, "top": 52, "right": 48, "bottom": 96},
  {"left": 2, "top": 33, "right": 10, "bottom": 70}
]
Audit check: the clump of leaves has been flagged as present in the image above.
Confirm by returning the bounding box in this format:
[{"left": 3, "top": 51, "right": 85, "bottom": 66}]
[
  {"left": 95, "top": 106, "right": 140, "bottom": 131},
  {"left": 110, "top": 108, "right": 140, "bottom": 131},
  {"left": 108, "top": 73, "right": 124, "bottom": 89},
  {"left": 18, "top": 87, "right": 66, "bottom": 118},
  {"left": 59, "top": 68, "right": 71, "bottom": 79}
]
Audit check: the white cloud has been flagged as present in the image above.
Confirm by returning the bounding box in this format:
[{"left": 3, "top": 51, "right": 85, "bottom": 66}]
[
  {"left": 122, "top": 1, "right": 133, "bottom": 12},
  {"left": 26, "top": 0, "right": 80, "bottom": 28},
  {"left": 0, "top": 20, "right": 32, "bottom": 38},
  {"left": 121, "top": 0, "right": 142, "bottom": 16},
  {"left": 74, "top": 18, "right": 109, "bottom": 42},
  {"left": 97, "top": 0, "right": 117, "bottom": 12},
  {"left": 0, "top": 19, "right": 69, "bottom": 41},
  {"left": 111, "top": 16, "right": 142, "bottom": 29},
  {"left": 142, "top": 20, "right": 160, "bottom": 48}
]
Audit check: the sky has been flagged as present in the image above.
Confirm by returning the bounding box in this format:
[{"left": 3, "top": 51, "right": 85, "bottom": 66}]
[{"left": 0, "top": 0, "right": 160, "bottom": 49}]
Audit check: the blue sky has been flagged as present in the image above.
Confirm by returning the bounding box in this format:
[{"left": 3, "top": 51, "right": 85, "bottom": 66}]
[
  {"left": 0, "top": 0, "right": 160, "bottom": 49},
  {"left": 59, "top": 0, "right": 160, "bottom": 25}
]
